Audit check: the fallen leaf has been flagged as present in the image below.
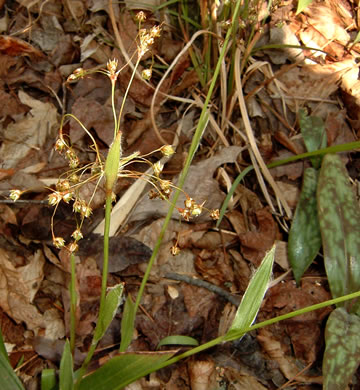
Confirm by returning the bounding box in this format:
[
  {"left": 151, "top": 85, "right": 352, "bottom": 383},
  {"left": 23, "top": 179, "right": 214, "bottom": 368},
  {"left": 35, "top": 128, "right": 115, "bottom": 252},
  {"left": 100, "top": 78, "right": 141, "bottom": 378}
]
[{"left": 0, "top": 248, "right": 45, "bottom": 333}]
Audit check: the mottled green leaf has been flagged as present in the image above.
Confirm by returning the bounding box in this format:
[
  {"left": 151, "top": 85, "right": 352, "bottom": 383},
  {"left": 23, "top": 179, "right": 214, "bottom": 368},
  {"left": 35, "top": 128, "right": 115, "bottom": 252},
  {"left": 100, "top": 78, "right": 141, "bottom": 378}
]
[
  {"left": 157, "top": 335, "right": 199, "bottom": 348},
  {"left": 323, "top": 307, "right": 360, "bottom": 390},
  {"left": 288, "top": 167, "right": 321, "bottom": 283},
  {"left": 59, "top": 340, "right": 74, "bottom": 390},
  {"left": 317, "top": 154, "right": 360, "bottom": 314},
  {"left": 226, "top": 245, "right": 275, "bottom": 340},
  {"left": 78, "top": 352, "right": 174, "bottom": 390},
  {"left": 299, "top": 109, "right": 327, "bottom": 169}
]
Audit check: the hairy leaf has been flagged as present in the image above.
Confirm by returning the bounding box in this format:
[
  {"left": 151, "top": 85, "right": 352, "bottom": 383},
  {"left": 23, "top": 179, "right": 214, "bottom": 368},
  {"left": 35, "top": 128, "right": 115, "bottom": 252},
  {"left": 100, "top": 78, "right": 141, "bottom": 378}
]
[
  {"left": 288, "top": 167, "right": 321, "bottom": 283},
  {"left": 59, "top": 340, "right": 74, "bottom": 390},
  {"left": 93, "top": 283, "right": 124, "bottom": 344},
  {"left": 226, "top": 245, "right": 275, "bottom": 340},
  {"left": 0, "top": 352, "right": 24, "bottom": 390},
  {"left": 79, "top": 352, "right": 174, "bottom": 390},
  {"left": 157, "top": 335, "right": 199, "bottom": 348},
  {"left": 323, "top": 307, "right": 360, "bottom": 390},
  {"left": 317, "top": 154, "right": 360, "bottom": 314},
  {"left": 296, "top": 0, "right": 314, "bottom": 14},
  {"left": 119, "top": 295, "right": 136, "bottom": 352}
]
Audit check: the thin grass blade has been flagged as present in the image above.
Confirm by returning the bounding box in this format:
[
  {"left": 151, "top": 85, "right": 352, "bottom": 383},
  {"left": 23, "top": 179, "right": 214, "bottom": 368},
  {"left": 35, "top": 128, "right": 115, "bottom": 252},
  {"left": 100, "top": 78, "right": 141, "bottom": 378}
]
[{"left": 225, "top": 244, "right": 275, "bottom": 340}]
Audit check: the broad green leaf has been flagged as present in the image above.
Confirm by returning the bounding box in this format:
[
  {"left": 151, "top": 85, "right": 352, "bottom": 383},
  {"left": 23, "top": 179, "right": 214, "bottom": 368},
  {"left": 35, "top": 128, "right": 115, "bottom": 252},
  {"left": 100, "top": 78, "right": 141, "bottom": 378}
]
[
  {"left": 119, "top": 295, "right": 136, "bottom": 352},
  {"left": 299, "top": 109, "right": 327, "bottom": 169},
  {"left": 0, "top": 327, "right": 9, "bottom": 362},
  {"left": 59, "top": 340, "right": 74, "bottom": 390},
  {"left": 157, "top": 335, "right": 199, "bottom": 348},
  {"left": 78, "top": 352, "right": 175, "bottom": 390},
  {"left": 41, "top": 369, "right": 56, "bottom": 390},
  {"left": 317, "top": 154, "right": 360, "bottom": 314},
  {"left": 93, "top": 283, "right": 124, "bottom": 343},
  {"left": 288, "top": 168, "right": 321, "bottom": 283},
  {"left": 226, "top": 244, "right": 275, "bottom": 340},
  {"left": 0, "top": 352, "right": 24, "bottom": 390},
  {"left": 296, "top": 0, "right": 313, "bottom": 14},
  {"left": 323, "top": 307, "right": 360, "bottom": 390}
]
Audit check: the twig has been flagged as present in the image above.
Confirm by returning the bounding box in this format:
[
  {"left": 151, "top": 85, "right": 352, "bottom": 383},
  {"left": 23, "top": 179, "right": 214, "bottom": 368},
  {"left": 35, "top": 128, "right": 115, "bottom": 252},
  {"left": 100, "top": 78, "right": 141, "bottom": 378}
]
[{"left": 164, "top": 272, "right": 240, "bottom": 307}]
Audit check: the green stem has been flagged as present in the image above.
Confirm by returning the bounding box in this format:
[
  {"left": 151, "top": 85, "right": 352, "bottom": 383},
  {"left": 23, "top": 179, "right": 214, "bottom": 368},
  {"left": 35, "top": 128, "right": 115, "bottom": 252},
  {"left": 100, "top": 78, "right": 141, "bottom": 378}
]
[
  {"left": 116, "top": 57, "right": 141, "bottom": 134},
  {"left": 69, "top": 253, "right": 77, "bottom": 354},
  {"left": 77, "top": 195, "right": 112, "bottom": 378},
  {"left": 128, "top": 0, "right": 244, "bottom": 347}
]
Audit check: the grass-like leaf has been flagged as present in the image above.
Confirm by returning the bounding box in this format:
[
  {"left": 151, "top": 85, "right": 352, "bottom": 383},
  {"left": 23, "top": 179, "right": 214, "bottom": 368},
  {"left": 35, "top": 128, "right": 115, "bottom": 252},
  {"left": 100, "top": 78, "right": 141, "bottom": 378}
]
[
  {"left": 296, "top": 0, "right": 313, "bottom": 14},
  {"left": 225, "top": 244, "right": 275, "bottom": 340},
  {"left": 157, "top": 335, "right": 199, "bottom": 348},
  {"left": 59, "top": 340, "right": 74, "bottom": 390},
  {"left": 78, "top": 352, "right": 175, "bottom": 390},
  {"left": 119, "top": 295, "right": 136, "bottom": 352},
  {"left": 93, "top": 283, "right": 124, "bottom": 344},
  {"left": 0, "top": 327, "right": 9, "bottom": 363},
  {"left": 288, "top": 168, "right": 321, "bottom": 283},
  {"left": 317, "top": 154, "right": 360, "bottom": 314},
  {"left": 0, "top": 352, "right": 24, "bottom": 390},
  {"left": 323, "top": 307, "right": 360, "bottom": 390},
  {"left": 41, "top": 369, "right": 56, "bottom": 390}
]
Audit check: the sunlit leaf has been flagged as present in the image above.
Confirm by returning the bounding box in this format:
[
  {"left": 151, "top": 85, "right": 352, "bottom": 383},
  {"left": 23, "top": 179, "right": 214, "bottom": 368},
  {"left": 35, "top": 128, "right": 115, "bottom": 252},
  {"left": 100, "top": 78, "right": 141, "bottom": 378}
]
[
  {"left": 59, "top": 340, "right": 74, "bottom": 390},
  {"left": 119, "top": 295, "right": 136, "bottom": 352},
  {"left": 157, "top": 335, "right": 199, "bottom": 348},
  {"left": 0, "top": 353, "right": 24, "bottom": 390},
  {"left": 41, "top": 369, "right": 56, "bottom": 390},
  {"left": 299, "top": 109, "right": 327, "bottom": 169},
  {"left": 317, "top": 154, "right": 360, "bottom": 314},
  {"left": 288, "top": 168, "right": 321, "bottom": 283},
  {"left": 323, "top": 307, "right": 360, "bottom": 390},
  {"left": 226, "top": 244, "right": 275, "bottom": 340},
  {"left": 296, "top": 0, "right": 313, "bottom": 14},
  {"left": 93, "top": 283, "right": 124, "bottom": 343},
  {"left": 78, "top": 352, "right": 175, "bottom": 390}
]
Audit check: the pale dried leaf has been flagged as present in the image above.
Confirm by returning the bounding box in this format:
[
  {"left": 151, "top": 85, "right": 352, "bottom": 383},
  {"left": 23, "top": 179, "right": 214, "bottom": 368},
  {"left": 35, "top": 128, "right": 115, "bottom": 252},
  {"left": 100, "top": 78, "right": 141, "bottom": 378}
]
[
  {"left": 0, "top": 248, "right": 45, "bottom": 332},
  {"left": 0, "top": 91, "right": 58, "bottom": 169}
]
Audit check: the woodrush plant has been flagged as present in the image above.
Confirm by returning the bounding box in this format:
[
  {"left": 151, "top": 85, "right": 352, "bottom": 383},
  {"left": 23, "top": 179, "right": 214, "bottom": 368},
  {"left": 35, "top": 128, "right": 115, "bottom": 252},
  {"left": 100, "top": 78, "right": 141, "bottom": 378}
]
[{"left": 2, "top": 2, "right": 360, "bottom": 389}]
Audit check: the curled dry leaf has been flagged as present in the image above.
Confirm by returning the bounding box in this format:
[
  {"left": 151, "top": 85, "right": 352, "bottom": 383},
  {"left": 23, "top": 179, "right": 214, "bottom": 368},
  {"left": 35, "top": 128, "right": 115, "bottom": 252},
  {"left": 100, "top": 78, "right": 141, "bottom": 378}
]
[{"left": 0, "top": 248, "right": 45, "bottom": 333}]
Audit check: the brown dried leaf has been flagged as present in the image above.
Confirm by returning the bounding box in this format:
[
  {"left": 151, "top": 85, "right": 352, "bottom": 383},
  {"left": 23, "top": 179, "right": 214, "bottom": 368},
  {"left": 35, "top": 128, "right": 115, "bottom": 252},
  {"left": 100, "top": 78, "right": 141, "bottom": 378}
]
[
  {"left": 0, "top": 91, "right": 58, "bottom": 169},
  {"left": 0, "top": 248, "right": 45, "bottom": 332}
]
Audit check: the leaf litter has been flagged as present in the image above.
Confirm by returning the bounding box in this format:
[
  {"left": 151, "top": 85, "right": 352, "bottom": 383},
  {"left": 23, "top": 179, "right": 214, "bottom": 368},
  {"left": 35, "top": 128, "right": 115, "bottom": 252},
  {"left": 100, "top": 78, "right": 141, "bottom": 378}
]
[{"left": 0, "top": 0, "right": 360, "bottom": 388}]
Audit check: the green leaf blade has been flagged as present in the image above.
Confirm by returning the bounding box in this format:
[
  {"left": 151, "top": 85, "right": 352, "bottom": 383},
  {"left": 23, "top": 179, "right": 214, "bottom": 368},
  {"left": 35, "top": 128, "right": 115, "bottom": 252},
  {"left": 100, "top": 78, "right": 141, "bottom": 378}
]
[
  {"left": 288, "top": 167, "right": 321, "bottom": 283},
  {"left": 296, "top": 0, "right": 313, "bottom": 14},
  {"left": 94, "top": 283, "right": 124, "bottom": 344},
  {"left": 0, "top": 353, "right": 24, "bottom": 390},
  {"left": 323, "top": 307, "right": 360, "bottom": 390},
  {"left": 59, "top": 340, "right": 74, "bottom": 390},
  {"left": 317, "top": 154, "right": 360, "bottom": 313},
  {"left": 226, "top": 244, "right": 275, "bottom": 339},
  {"left": 299, "top": 108, "right": 327, "bottom": 169},
  {"left": 119, "top": 295, "right": 136, "bottom": 352},
  {"left": 78, "top": 352, "right": 175, "bottom": 390},
  {"left": 157, "top": 335, "right": 199, "bottom": 348},
  {"left": 41, "top": 369, "right": 56, "bottom": 390}
]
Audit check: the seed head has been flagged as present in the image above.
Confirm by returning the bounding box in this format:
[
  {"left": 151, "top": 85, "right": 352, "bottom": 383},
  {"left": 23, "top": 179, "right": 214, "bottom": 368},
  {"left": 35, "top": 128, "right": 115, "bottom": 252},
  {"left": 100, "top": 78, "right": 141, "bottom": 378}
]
[
  {"left": 55, "top": 137, "right": 66, "bottom": 152},
  {"left": 68, "top": 241, "right": 79, "bottom": 253},
  {"left": 136, "top": 11, "right": 146, "bottom": 22},
  {"left": 53, "top": 237, "right": 65, "bottom": 248},
  {"left": 160, "top": 145, "right": 175, "bottom": 156},
  {"left": 153, "top": 160, "right": 163, "bottom": 177},
  {"left": 142, "top": 68, "right": 152, "bottom": 80},
  {"left": 9, "top": 189, "right": 22, "bottom": 202},
  {"left": 48, "top": 192, "right": 62, "bottom": 206},
  {"left": 71, "top": 229, "right": 83, "bottom": 241}
]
